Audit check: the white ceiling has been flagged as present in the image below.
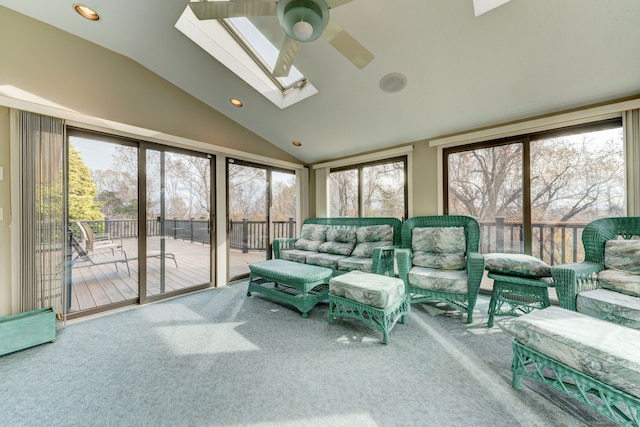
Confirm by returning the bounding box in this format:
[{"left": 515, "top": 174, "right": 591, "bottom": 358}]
[{"left": 1, "top": 0, "right": 640, "bottom": 164}]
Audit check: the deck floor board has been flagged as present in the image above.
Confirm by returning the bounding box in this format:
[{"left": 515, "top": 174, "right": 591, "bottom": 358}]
[{"left": 70, "top": 237, "right": 266, "bottom": 314}]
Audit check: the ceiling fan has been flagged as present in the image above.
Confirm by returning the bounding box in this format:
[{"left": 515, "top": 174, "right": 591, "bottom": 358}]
[
  {"left": 188, "top": 0, "right": 374, "bottom": 78},
  {"left": 473, "top": 0, "right": 511, "bottom": 16}
]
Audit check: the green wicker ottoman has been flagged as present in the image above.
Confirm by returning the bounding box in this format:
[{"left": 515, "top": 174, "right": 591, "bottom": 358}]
[
  {"left": 487, "top": 273, "right": 553, "bottom": 327},
  {"left": 512, "top": 307, "right": 640, "bottom": 426},
  {"left": 248, "top": 259, "right": 333, "bottom": 317},
  {"left": 329, "top": 270, "right": 409, "bottom": 344}
]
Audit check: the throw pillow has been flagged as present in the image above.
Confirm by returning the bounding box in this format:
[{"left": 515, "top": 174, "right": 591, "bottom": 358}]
[
  {"left": 484, "top": 253, "right": 552, "bottom": 278},
  {"left": 351, "top": 225, "right": 394, "bottom": 258}
]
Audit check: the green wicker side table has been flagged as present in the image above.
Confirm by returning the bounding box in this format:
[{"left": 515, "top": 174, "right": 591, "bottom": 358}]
[
  {"left": 329, "top": 270, "right": 409, "bottom": 344},
  {"left": 487, "top": 273, "right": 553, "bottom": 327},
  {"left": 248, "top": 259, "right": 333, "bottom": 317}
]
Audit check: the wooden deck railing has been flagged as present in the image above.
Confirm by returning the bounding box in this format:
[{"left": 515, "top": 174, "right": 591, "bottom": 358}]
[
  {"left": 480, "top": 218, "right": 588, "bottom": 265},
  {"left": 73, "top": 217, "right": 588, "bottom": 265},
  {"left": 73, "top": 218, "right": 297, "bottom": 253}
]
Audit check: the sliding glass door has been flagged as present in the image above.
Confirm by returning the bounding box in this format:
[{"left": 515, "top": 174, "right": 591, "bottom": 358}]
[
  {"left": 66, "top": 129, "right": 215, "bottom": 317},
  {"left": 144, "top": 148, "right": 213, "bottom": 299},
  {"left": 67, "top": 131, "right": 139, "bottom": 315},
  {"left": 227, "top": 159, "right": 296, "bottom": 280}
]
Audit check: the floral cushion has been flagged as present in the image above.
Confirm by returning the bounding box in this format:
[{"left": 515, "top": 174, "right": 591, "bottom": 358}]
[
  {"left": 408, "top": 266, "right": 468, "bottom": 294},
  {"left": 306, "top": 252, "right": 347, "bottom": 269},
  {"left": 351, "top": 225, "right": 394, "bottom": 258},
  {"left": 513, "top": 306, "right": 640, "bottom": 399},
  {"left": 604, "top": 239, "right": 640, "bottom": 274},
  {"left": 577, "top": 288, "right": 640, "bottom": 330},
  {"left": 484, "top": 253, "right": 551, "bottom": 278},
  {"left": 411, "top": 227, "right": 466, "bottom": 270},
  {"left": 337, "top": 257, "right": 374, "bottom": 273},
  {"left": 330, "top": 270, "right": 405, "bottom": 309},
  {"left": 294, "top": 224, "right": 327, "bottom": 252},
  {"left": 319, "top": 226, "right": 357, "bottom": 255},
  {"left": 598, "top": 269, "right": 640, "bottom": 298},
  {"left": 280, "top": 249, "right": 312, "bottom": 263}
]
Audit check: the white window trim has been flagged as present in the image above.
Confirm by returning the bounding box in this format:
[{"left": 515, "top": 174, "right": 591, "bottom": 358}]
[{"left": 429, "top": 98, "right": 640, "bottom": 148}]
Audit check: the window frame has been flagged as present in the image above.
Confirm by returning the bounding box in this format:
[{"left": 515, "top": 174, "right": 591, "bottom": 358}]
[
  {"left": 330, "top": 155, "right": 409, "bottom": 220},
  {"left": 443, "top": 117, "right": 624, "bottom": 258}
]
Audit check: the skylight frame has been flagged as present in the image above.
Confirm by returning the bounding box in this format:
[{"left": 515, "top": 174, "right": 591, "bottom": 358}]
[
  {"left": 221, "top": 18, "right": 306, "bottom": 93},
  {"left": 175, "top": 6, "right": 318, "bottom": 109}
]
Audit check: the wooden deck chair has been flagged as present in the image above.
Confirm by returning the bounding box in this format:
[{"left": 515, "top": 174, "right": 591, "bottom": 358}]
[
  {"left": 77, "top": 221, "right": 122, "bottom": 255},
  {"left": 70, "top": 235, "right": 131, "bottom": 276}
]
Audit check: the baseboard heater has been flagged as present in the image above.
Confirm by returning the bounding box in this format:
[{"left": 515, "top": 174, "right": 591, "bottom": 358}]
[{"left": 0, "top": 307, "right": 56, "bottom": 356}]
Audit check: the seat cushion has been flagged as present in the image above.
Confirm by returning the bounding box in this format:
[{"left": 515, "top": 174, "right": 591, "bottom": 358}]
[
  {"left": 337, "top": 256, "right": 374, "bottom": 273},
  {"left": 330, "top": 270, "right": 405, "bottom": 309},
  {"left": 408, "top": 266, "right": 468, "bottom": 294},
  {"left": 598, "top": 269, "right": 640, "bottom": 297},
  {"left": 351, "top": 225, "right": 394, "bottom": 258},
  {"left": 306, "top": 252, "right": 347, "bottom": 269},
  {"left": 484, "top": 253, "right": 552, "bottom": 279},
  {"left": 318, "top": 226, "right": 357, "bottom": 256},
  {"left": 577, "top": 288, "right": 640, "bottom": 330},
  {"left": 280, "top": 249, "right": 313, "bottom": 263},
  {"left": 513, "top": 306, "right": 640, "bottom": 399},
  {"left": 411, "top": 227, "right": 466, "bottom": 270}
]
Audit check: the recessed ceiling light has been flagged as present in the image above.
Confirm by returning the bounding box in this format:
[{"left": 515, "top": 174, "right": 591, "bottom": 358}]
[
  {"left": 292, "top": 141, "right": 302, "bottom": 147},
  {"left": 230, "top": 98, "right": 243, "bottom": 108},
  {"left": 74, "top": 4, "right": 100, "bottom": 21}
]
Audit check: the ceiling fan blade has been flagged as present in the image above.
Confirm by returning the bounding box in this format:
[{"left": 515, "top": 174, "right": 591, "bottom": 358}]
[
  {"left": 188, "top": 1, "right": 277, "bottom": 20},
  {"left": 473, "top": 0, "right": 511, "bottom": 16},
  {"left": 322, "top": 19, "right": 374, "bottom": 70},
  {"left": 273, "top": 36, "right": 300, "bottom": 77},
  {"left": 325, "top": 0, "right": 354, "bottom": 8}
]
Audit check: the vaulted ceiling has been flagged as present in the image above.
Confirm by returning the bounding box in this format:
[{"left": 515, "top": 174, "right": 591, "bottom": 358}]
[{"left": 1, "top": 0, "right": 640, "bottom": 163}]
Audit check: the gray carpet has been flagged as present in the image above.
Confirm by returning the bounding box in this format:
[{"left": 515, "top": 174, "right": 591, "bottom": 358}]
[{"left": 0, "top": 281, "right": 617, "bottom": 427}]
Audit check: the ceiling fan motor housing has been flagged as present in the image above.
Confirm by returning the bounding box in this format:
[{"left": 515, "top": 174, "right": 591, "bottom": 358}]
[{"left": 277, "top": 0, "right": 330, "bottom": 42}]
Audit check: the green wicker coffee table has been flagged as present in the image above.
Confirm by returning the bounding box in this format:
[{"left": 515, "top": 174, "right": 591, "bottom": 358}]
[{"left": 248, "top": 259, "right": 333, "bottom": 317}]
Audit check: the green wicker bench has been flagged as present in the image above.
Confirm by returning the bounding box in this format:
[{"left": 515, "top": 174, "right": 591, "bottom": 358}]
[
  {"left": 328, "top": 270, "right": 409, "bottom": 344},
  {"left": 248, "top": 259, "right": 333, "bottom": 317},
  {"left": 512, "top": 306, "right": 640, "bottom": 426},
  {"left": 273, "top": 217, "right": 402, "bottom": 278}
]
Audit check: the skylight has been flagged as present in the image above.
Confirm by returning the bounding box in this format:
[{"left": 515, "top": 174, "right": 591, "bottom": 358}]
[{"left": 175, "top": 6, "right": 318, "bottom": 109}]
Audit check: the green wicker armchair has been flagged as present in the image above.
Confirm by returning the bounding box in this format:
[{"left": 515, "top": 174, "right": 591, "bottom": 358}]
[
  {"left": 552, "top": 216, "right": 640, "bottom": 311},
  {"left": 396, "top": 215, "right": 484, "bottom": 323}
]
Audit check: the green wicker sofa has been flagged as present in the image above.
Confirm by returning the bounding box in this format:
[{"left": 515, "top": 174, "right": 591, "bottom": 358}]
[
  {"left": 552, "top": 217, "right": 640, "bottom": 330},
  {"left": 396, "top": 215, "right": 484, "bottom": 323},
  {"left": 273, "top": 217, "right": 402, "bottom": 277}
]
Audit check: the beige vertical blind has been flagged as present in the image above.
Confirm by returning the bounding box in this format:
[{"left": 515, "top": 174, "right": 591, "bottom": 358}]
[
  {"left": 15, "top": 110, "right": 67, "bottom": 320},
  {"left": 625, "top": 109, "right": 640, "bottom": 216}
]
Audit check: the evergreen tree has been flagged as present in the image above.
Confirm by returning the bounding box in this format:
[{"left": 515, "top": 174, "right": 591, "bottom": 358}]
[{"left": 68, "top": 146, "right": 104, "bottom": 220}]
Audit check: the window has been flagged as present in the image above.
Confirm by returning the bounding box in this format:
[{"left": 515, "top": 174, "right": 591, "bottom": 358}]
[
  {"left": 330, "top": 157, "right": 407, "bottom": 220},
  {"left": 175, "top": 6, "right": 318, "bottom": 109},
  {"left": 445, "top": 119, "right": 625, "bottom": 265}
]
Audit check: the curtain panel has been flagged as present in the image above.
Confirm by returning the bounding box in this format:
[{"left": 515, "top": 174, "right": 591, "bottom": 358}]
[{"left": 11, "top": 109, "right": 67, "bottom": 321}]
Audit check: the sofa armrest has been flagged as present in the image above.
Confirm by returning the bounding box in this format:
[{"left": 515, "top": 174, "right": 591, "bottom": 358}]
[
  {"left": 551, "top": 262, "right": 602, "bottom": 311},
  {"left": 395, "top": 248, "right": 412, "bottom": 285},
  {"left": 372, "top": 246, "right": 398, "bottom": 276},
  {"left": 273, "top": 238, "right": 297, "bottom": 259}
]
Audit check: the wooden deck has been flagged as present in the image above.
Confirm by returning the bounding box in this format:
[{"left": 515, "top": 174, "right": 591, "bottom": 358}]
[{"left": 69, "top": 237, "right": 266, "bottom": 314}]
